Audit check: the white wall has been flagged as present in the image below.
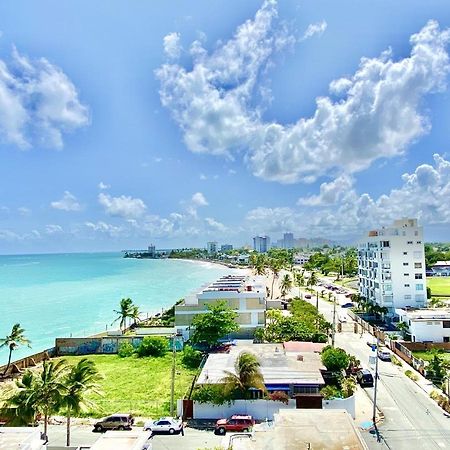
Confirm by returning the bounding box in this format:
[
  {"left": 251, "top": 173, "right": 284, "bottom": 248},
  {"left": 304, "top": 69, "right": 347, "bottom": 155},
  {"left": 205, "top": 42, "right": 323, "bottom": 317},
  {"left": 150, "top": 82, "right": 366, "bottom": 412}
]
[
  {"left": 322, "top": 395, "right": 355, "bottom": 419},
  {"left": 192, "top": 399, "right": 297, "bottom": 420},
  {"left": 411, "top": 321, "right": 450, "bottom": 343}
]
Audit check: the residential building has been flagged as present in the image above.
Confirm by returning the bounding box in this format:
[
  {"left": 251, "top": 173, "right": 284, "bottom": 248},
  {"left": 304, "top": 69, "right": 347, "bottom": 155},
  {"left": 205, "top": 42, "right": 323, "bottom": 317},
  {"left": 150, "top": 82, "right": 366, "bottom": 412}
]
[
  {"left": 221, "top": 244, "right": 233, "bottom": 252},
  {"left": 358, "top": 218, "right": 427, "bottom": 313},
  {"left": 294, "top": 253, "right": 311, "bottom": 265},
  {"left": 431, "top": 261, "right": 450, "bottom": 276},
  {"left": 396, "top": 308, "right": 450, "bottom": 343},
  {"left": 175, "top": 274, "right": 266, "bottom": 339},
  {"left": 207, "top": 241, "right": 218, "bottom": 255},
  {"left": 196, "top": 343, "right": 325, "bottom": 398},
  {"left": 283, "top": 232, "right": 295, "bottom": 249},
  {"left": 253, "top": 235, "right": 270, "bottom": 253}
]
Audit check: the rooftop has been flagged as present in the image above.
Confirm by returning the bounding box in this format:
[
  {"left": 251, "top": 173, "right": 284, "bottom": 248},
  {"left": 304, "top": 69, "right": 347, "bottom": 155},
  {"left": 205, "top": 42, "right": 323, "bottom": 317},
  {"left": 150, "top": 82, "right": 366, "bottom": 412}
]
[
  {"left": 196, "top": 343, "right": 325, "bottom": 386},
  {"left": 90, "top": 430, "right": 152, "bottom": 450},
  {"left": 396, "top": 308, "right": 450, "bottom": 320},
  {"left": 0, "top": 428, "right": 45, "bottom": 450}
]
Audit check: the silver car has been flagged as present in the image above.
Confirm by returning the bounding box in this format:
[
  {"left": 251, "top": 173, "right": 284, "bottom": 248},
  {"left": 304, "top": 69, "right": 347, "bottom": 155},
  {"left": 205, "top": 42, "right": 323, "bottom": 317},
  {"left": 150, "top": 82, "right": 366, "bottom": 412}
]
[{"left": 143, "top": 417, "right": 183, "bottom": 434}]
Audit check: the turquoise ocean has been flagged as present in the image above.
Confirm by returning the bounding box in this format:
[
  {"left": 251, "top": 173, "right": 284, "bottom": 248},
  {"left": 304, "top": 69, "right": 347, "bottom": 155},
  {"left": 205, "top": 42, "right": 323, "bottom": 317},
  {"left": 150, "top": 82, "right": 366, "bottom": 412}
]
[{"left": 0, "top": 253, "right": 234, "bottom": 365}]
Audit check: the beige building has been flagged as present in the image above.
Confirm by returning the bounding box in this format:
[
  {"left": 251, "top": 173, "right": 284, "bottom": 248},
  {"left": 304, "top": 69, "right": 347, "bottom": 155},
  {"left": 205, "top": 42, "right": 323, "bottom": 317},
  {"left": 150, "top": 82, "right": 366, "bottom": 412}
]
[{"left": 175, "top": 274, "right": 266, "bottom": 339}]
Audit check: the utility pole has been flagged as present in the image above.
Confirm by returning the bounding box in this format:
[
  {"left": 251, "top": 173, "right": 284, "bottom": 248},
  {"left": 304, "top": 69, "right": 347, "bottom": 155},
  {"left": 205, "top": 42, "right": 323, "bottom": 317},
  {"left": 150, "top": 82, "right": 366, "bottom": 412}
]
[
  {"left": 332, "top": 296, "right": 337, "bottom": 347},
  {"left": 170, "top": 333, "right": 176, "bottom": 417},
  {"left": 372, "top": 329, "right": 380, "bottom": 425}
]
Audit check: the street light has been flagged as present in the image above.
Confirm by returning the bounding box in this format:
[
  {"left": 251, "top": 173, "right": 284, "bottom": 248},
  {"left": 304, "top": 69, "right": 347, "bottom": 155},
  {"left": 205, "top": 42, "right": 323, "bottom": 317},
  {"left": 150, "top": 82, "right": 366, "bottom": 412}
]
[
  {"left": 170, "top": 332, "right": 181, "bottom": 417},
  {"left": 331, "top": 296, "right": 337, "bottom": 347},
  {"left": 372, "top": 328, "right": 380, "bottom": 427}
]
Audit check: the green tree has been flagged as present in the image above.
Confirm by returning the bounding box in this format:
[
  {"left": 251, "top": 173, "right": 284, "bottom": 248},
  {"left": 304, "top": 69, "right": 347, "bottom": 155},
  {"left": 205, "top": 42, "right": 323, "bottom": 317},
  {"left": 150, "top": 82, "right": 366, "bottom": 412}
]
[
  {"left": 0, "top": 324, "right": 31, "bottom": 376},
  {"left": 307, "top": 271, "right": 318, "bottom": 289},
  {"left": 280, "top": 274, "right": 292, "bottom": 299},
  {"left": 426, "top": 350, "right": 450, "bottom": 386},
  {"left": 268, "top": 258, "right": 283, "bottom": 299},
  {"left": 112, "top": 297, "right": 135, "bottom": 331},
  {"left": 294, "top": 271, "right": 305, "bottom": 299},
  {"left": 221, "top": 351, "right": 265, "bottom": 399},
  {"left": 136, "top": 336, "right": 168, "bottom": 357},
  {"left": 191, "top": 301, "right": 239, "bottom": 347},
  {"left": 129, "top": 305, "right": 141, "bottom": 327},
  {"left": 321, "top": 346, "right": 350, "bottom": 372},
  {"left": 61, "top": 359, "right": 102, "bottom": 446},
  {"left": 396, "top": 321, "right": 409, "bottom": 338}
]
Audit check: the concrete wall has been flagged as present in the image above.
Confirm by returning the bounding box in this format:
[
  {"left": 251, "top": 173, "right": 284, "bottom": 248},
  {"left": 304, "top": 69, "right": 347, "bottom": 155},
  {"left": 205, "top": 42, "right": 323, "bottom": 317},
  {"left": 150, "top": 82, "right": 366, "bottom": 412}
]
[
  {"left": 0, "top": 348, "right": 55, "bottom": 376},
  {"left": 410, "top": 321, "right": 450, "bottom": 343},
  {"left": 191, "top": 399, "right": 297, "bottom": 420},
  {"left": 323, "top": 395, "right": 355, "bottom": 419}
]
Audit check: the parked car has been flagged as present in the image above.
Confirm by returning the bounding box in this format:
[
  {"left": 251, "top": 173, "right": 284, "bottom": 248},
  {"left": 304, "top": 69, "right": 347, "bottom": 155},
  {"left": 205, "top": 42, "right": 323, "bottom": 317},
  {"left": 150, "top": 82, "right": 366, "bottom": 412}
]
[
  {"left": 93, "top": 413, "right": 134, "bottom": 432},
  {"left": 215, "top": 415, "right": 255, "bottom": 435},
  {"left": 356, "top": 369, "right": 374, "bottom": 387},
  {"left": 341, "top": 302, "right": 354, "bottom": 308},
  {"left": 143, "top": 417, "right": 183, "bottom": 434},
  {"left": 304, "top": 294, "right": 312, "bottom": 299},
  {"left": 378, "top": 348, "right": 391, "bottom": 361}
]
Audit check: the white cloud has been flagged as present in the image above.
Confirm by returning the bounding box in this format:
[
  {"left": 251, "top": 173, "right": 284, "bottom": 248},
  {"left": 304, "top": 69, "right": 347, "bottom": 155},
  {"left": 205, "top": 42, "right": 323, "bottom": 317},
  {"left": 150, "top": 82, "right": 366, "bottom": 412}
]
[
  {"left": 297, "top": 174, "right": 354, "bottom": 206},
  {"left": 191, "top": 192, "right": 208, "bottom": 207},
  {"left": 300, "top": 20, "right": 327, "bottom": 41},
  {"left": 98, "top": 182, "right": 110, "bottom": 190},
  {"left": 45, "top": 224, "right": 63, "bottom": 234},
  {"left": 0, "top": 46, "right": 89, "bottom": 149},
  {"left": 98, "top": 193, "right": 147, "bottom": 219},
  {"left": 205, "top": 217, "right": 227, "bottom": 233},
  {"left": 163, "top": 32, "right": 182, "bottom": 59},
  {"left": 157, "top": 0, "right": 450, "bottom": 184},
  {"left": 51, "top": 191, "right": 82, "bottom": 211},
  {"left": 17, "top": 207, "right": 31, "bottom": 216},
  {"left": 199, "top": 173, "right": 207, "bottom": 180}
]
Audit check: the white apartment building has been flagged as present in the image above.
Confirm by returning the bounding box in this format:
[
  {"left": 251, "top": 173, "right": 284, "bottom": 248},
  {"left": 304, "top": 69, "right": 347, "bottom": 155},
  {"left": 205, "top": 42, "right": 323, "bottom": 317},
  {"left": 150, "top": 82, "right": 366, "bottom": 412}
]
[
  {"left": 175, "top": 274, "right": 266, "bottom": 339},
  {"left": 253, "top": 235, "right": 271, "bottom": 253},
  {"left": 396, "top": 308, "right": 450, "bottom": 343},
  {"left": 294, "top": 253, "right": 311, "bottom": 265},
  {"left": 207, "top": 241, "right": 218, "bottom": 255},
  {"left": 358, "top": 218, "right": 427, "bottom": 313}
]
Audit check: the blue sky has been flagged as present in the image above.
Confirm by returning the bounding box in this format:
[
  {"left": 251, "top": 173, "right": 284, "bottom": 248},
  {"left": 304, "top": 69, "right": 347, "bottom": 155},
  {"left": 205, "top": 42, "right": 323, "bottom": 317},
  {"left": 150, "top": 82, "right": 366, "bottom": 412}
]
[{"left": 0, "top": 0, "right": 450, "bottom": 253}]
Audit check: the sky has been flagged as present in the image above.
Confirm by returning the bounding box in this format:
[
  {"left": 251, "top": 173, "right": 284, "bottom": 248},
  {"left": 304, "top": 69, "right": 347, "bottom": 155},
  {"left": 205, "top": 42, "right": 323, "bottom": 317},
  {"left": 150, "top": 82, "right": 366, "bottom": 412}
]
[{"left": 0, "top": 0, "right": 450, "bottom": 253}]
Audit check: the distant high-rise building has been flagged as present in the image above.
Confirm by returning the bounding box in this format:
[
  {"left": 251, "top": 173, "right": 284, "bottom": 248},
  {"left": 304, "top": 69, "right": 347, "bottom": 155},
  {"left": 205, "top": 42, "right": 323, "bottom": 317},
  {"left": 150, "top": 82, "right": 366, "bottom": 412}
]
[
  {"left": 283, "top": 232, "right": 295, "bottom": 249},
  {"left": 148, "top": 244, "right": 156, "bottom": 257},
  {"left": 358, "top": 218, "right": 427, "bottom": 314},
  {"left": 253, "top": 235, "right": 270, "bottom": 253},
  {"left": 221, "top": 244, "right": 233, "bottom": 252},
  {"left": 207, "top": 241, "right": 218, "bottom": 255}
]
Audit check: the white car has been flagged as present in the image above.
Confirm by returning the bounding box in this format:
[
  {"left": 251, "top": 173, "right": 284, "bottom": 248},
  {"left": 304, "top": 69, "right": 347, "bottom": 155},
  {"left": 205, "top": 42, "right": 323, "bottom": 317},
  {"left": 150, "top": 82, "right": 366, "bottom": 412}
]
[{"left": 143, "top": 417, "right": 183, "bottom": 434}]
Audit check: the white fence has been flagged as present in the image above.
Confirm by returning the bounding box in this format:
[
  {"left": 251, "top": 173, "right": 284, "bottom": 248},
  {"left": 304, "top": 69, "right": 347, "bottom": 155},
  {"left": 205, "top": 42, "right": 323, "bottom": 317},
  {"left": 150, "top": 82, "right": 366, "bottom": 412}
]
[{"left": 180, "top": 395, "right": 355, "bottom": 420}]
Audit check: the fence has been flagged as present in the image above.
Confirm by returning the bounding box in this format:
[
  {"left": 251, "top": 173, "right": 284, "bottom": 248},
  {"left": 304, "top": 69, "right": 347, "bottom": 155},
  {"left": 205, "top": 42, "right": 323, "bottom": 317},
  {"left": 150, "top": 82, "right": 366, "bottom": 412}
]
[
  {"left": 391, "top": 341, "right": 426, "bottom": 374},
  {"left": 347, "top": 310, "right": 386, "bottom": 342}
]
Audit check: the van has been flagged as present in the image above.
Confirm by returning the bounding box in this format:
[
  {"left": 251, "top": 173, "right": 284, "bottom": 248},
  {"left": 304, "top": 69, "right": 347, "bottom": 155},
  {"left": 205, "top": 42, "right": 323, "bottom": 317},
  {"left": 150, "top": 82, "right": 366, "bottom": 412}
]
[
  {"left": 93, "top": 413, "right": 134, "bottom": 432},
  {"left": 356, "top": 369, "right": 374, "bottom": 387}
]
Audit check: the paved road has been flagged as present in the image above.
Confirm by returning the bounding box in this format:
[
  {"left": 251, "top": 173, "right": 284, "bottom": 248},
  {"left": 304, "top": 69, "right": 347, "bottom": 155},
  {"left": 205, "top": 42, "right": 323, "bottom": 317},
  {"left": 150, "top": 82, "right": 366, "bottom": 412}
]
[{"left": 306, "top": 283, "right": 450, "bottom": 450}]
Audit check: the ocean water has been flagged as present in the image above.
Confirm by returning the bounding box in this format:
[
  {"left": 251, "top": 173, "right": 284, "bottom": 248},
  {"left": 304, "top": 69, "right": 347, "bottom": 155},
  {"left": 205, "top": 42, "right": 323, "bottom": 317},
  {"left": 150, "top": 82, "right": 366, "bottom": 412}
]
[{"left": 0, "top": 253, "right": 234, "bottom": 364}]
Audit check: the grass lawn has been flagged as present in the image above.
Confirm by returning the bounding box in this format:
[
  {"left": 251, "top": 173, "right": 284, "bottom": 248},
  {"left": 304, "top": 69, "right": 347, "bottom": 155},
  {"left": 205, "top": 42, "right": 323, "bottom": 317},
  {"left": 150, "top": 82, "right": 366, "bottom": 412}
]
[
  {"left": 411, "top": 351, "right": 450, "bottom": 362},
  {"left": 427, "top": 277, "right": 450, "bottom": 296},
  {"left": 59, "top": 354, "right": 197, "bottom": 418}
]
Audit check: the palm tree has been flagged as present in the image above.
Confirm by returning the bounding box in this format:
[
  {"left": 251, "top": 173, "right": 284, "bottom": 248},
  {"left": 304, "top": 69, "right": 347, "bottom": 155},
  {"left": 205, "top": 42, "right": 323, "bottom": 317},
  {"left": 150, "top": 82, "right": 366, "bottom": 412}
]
[
  {"left": 295, "top": 272, "right": 305, "bottom": 299},
  {"left": 61, "top": 358, "right": 102, "bottom": 446},
  {"left": 396, "top": 321, "right": 409, "bottom": 338},
  {"left": 0, "top": 324, "right": 31, "bottom": 376},
  {"left": 268, "top": 258, "right": 282, "bottom": 299},
  {"left": 221, "top": 351, "right": 266, "bottom": 399},
  {"left": 307, "top": 271, "right": 318, "bottom": 289},
  {"left": 280, "top": 274, "right": 292, "bottom": 299},
  {"left": 130, "top": 305, "right": 141, "bottom": 327},
  {"left": 112, "top": 298, "right": 134, "bottom": 331}
]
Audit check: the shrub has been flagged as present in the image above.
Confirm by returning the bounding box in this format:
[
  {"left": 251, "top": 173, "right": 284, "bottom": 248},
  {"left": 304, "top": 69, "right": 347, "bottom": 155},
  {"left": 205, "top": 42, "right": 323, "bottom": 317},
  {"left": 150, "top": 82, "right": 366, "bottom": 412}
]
[
  {"left": 390, "top": 354, "right": 402, "bottom": 366},
  {"left": 192, "top": 384, "right": 234, "bottom": 405},
  {"left": 267, "top": 391, "right": 289, "bottom": 404},
  {"left": 181, "top": 345, "right": 203, "bottom": 368},
  {"left": 136, "top": 336, "right": 168, "bottom": 357},
  {"left": 321, "top": 346, "right": 350, "bottom": 372},
  {"left": 320, "top": 385, "right": 342, "bottom": 399},
  {"left": 118, "top": 342, "right": 135, "bottom": 358},
  {"left": 405, "top": 370, "right": 419, "bottom": 381}
]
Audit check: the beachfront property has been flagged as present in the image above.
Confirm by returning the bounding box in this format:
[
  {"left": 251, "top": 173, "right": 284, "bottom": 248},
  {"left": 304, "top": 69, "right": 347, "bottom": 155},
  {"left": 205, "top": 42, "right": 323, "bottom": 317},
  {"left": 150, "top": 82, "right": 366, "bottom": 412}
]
[
  {"left": 253, "top": 235, "right": 270, "bottom": 253},
  {"left": 395, "top": 308, "right": 450, "bottom": 343},
  {"left": 358, "top": 218, "right": 427, "bottom": 314},
  {"left": 431, "top": 261, "right": 450, "bottom": 276},
  {"left": 196, "top": 342, "right": 326, "bottom": 398},
  {"left": 175, "top": 274, "right": 266, "bottom": 339},
  {"left": 221, "top": 244, "right": 233, "bottom": 252}
]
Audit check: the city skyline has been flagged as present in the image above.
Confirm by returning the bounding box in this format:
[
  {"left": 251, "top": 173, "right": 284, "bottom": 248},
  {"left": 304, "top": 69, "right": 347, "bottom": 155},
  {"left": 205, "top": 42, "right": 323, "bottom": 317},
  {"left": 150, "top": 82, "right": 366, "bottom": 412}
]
[{"left": 1, "top": 0, "right": 450, "bottom": 254}]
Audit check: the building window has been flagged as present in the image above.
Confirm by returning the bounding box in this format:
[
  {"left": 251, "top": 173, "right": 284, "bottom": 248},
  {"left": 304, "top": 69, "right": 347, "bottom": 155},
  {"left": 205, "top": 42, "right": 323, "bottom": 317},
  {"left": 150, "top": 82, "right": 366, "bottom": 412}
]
[
  {"left": 403, "top": 252, "right": 408, "bottom": 255},
  {"left": 413, "top": 251, "right": 422, "bottom": 259},
  {"left": 404, "top": 284, "right": 410, "bottom": 288},
  {"left": 415, "top": 294, "right": 424, "bottom": 302},
  {"left": 444, "top": 337, "right": 450, "bottom": 343},
  {"left": 416, "top": 241, "right": 422, "bottom": 244},
  {"left": 404, "top": 295, "right": 412, "bottom": 300},
  {"left": 443, "top": 321, "right": 450, "bottom": 329},
  {"left": 403, "top": 262, "right": 409, "bottom": 266},
  {"left": 404, "top": 273, "right": 409, "bottom": 277},
  {"left": 384, "top": 284, "right": 392, "bottom": 292},
  {"left": 415, "top": 273, "right": 423, "bottom": 279},
  {"left": 407, "top": 241, "right": 413, "bottom": 244},
  {"left": 415, "top": 284, "right": 423, "bottom": 291},
  {"left": 381, "top": 241, "right": 390, "bottom": 248},
  {"left": 414, "top": 230, "right": 419, "bottom": 236},
  {"left": 414, "top": 262, "right": 422, "bottom": 269}
]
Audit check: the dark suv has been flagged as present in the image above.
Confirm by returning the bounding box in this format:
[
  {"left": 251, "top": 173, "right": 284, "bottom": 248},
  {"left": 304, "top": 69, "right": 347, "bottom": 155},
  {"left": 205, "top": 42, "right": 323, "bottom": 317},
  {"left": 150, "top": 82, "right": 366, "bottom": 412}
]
[
  {"left": 357, "top": 369, "right": 374, "bottom": 387},
  {"left": 215, "top": 415, "right": 255, "bottom": 435},
  {"left": 94, "top": 413, "right": 134, "bottom": 432}
]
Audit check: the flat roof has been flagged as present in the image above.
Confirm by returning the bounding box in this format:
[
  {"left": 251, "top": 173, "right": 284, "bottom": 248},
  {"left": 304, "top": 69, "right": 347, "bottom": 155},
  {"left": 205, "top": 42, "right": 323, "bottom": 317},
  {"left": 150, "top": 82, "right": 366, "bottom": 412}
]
[
  {"left": 397, "top": 308, "right": 450, "bottom": 320},
  {"left": 90, "top": 430, "right": 152, "bottom": 450},
  {"left": 197, "top": 344, "right": 325, "bottom": 386},
  {"left": 0, "top": 428, "right": 43, "bottom": 450}
]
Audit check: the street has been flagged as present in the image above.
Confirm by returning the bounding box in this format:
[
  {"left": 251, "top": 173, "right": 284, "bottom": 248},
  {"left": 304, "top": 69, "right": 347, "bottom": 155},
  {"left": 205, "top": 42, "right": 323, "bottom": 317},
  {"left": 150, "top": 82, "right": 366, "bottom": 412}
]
[{"left": 306, "top": 284, "right": 450, "bottom": 450}]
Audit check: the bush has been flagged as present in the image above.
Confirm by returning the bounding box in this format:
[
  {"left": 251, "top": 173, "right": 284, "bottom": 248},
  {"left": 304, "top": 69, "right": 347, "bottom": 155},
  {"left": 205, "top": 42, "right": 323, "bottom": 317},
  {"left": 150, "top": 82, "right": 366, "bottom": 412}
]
[
  {"left": 390, "top": 354, "right": 402, "bottom": 366},
  {"left": 267, "top": 391, "right": 289, "bottom": 404},
  {"left": 181, "top": 345, "right": 203, "bottom": 368},
  {"left": 320, "top": 385, "right": 342, "bottom": 399},
  {"left": 136, "top": 336, "right": 168, "bottom": 357},
  {"left": 118, "top": 342, "right": 135, "bottom": 358},
  {"left": 192, "top": 384, "right": 234, "bottom": 405},
  {"left": 405, "top": 370, "right": 419, "bottom": 381},
  {"left": 321, "top": 346, "right": 350, "bottom": 372}
]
